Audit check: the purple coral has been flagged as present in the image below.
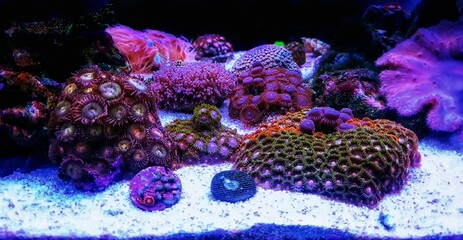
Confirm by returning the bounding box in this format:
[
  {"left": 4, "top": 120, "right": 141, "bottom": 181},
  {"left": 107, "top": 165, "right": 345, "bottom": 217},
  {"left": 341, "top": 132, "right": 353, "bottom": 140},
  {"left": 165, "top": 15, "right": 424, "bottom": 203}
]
[
  {"left": 192, "top": 34, "right": 234, "bottom": 63},
  {"left": 231, "top": 44, "right": 301, "bottom": 77},
  {"left": 376, "top": 19, "right": 463, "bottom": 134},
  {"left": 165, "top": 104, "right": 242, "bottom": 167},
  {"left": 151, "top": 61, "right": 237, "bottom": 112},
  {"left": 129, "top": 166, "right": 182, "bottom": 211}
]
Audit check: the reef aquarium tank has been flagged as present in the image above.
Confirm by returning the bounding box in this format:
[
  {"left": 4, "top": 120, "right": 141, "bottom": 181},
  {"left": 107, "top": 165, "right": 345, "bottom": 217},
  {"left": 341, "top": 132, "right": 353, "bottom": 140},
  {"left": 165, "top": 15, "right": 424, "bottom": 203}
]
[{"left": 1, "top": 0, "right": 462, "bottom": 239}]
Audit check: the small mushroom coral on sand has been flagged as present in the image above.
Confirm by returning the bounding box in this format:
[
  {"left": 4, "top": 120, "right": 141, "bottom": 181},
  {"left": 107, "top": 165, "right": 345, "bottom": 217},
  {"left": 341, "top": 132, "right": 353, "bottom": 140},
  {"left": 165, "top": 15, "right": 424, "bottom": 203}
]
[{"left": 375, "top": 18, "right": 463, "bottom": 137}]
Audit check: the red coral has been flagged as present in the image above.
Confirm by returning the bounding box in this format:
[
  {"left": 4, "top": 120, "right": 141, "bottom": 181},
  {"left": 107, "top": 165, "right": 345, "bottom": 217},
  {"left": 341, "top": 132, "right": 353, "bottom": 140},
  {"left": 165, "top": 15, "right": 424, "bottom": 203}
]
[
  {"left": 105, "top": 24, "right": 196, "bottom": 73},
  {"left": 376, "top": 19, "right": 463, "bottom": 134},
  {"left": 229, "top": 61, "right": 312, "bottom": 127}
]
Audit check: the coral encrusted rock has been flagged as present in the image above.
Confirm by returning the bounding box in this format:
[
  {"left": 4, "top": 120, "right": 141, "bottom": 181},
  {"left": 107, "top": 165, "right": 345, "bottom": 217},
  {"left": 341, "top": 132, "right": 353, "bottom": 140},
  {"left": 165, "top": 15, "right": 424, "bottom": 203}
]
[
  {"left": 232, "top": 108, "right": 421, "bottom": 207},
  {"left": 210, "top": 170, "right": 257, "bottom": 203},
  {"left": 129, "top": 166, "right": 182, "bottom": 211},
  {"left": 48, "top": 65, "right": 178, "bottom": 191},
  {"left": 228, "top": 61, "right": 312, "bottom": 127},
  {"left": 231, "top": 44, "right": 301, "bottom": 77},
  {"left": 192, "top": 34, "right": 234, "bottom": 63},
  {"left": 165, "top": 104, "right": 241, "bottom": 168}
]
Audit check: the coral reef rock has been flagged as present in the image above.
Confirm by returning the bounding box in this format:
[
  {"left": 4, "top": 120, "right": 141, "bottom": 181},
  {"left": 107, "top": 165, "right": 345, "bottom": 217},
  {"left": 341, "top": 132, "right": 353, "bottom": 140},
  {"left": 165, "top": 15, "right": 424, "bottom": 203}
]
[
  {"left": 232, "top": 108, "right": 421, "bottom": 207},
  {"left": 48, "top": 65, "right": 178, "bottom": 191},
  {"left": 228, "top": 61, "right": 312, "bottom": 127},
  {"left": 165, "top": 104, "right": 241, "bottom": 168},
  {"left": 231, "top": 44, "right": 301, "bottom": 77}
]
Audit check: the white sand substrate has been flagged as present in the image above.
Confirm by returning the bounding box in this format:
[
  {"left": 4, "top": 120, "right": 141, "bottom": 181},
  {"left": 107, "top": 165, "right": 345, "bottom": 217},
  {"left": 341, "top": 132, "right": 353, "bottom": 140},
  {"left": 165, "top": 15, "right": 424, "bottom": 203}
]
[{"left": 1, "top": 107, "right": 463, "bottom": 239}]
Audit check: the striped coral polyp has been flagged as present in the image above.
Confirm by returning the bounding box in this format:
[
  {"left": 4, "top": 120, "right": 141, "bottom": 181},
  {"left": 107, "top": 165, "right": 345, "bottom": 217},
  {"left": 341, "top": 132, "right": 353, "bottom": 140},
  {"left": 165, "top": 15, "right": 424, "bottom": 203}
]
[{"left": 99, "top": 82, "right": 123, "bottom": 100}]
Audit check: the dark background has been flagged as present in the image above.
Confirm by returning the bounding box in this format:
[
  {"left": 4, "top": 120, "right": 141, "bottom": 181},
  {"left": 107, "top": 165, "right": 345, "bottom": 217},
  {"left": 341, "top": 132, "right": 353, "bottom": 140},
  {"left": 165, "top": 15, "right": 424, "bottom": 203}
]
[{"left": 0, "top": 0, "right": 421, "bottom": 51}]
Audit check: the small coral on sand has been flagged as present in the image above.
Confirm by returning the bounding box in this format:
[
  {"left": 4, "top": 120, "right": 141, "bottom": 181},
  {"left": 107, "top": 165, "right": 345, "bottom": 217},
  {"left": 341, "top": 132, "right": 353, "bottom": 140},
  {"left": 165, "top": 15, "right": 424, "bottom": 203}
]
[
  {"left": 376, "top": 19, "right": 463, "bottom": 135},
  {"left": 210, "top": 170, "right": 257, "bottom": 203},
  {"left": 48, "top": 65, "right": 178, "bottom": 191},
  {"left": 165, "top": 104, "right": 241, "bottom": 168},
  {"left": 232, "top": 107, "right": 421, "bottom": 207},
  {"left": 228, "top": 61, "right": 312, "bottom": 127},
  {"left": 129, "top": 166, "right": 182, "bottom": 211},
  {"left": 105, "top": 24, "right": 196, "bottom": 73},
  {"left": 151, "top": 61, "right": 237, "bottom": 113},
  {"left": 193, "top": 34, "right": 234, "bottom": 63}
]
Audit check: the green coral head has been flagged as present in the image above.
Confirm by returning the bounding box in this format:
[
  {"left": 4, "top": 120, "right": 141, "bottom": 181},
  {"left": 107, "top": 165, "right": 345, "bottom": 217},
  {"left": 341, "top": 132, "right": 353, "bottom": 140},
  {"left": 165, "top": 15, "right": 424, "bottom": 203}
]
[
  {"left": 274, "top": 41, "right": 285, "bottom": 47},
  {"left": 192, "top": 103, "right": 222, "bottom": 130}
]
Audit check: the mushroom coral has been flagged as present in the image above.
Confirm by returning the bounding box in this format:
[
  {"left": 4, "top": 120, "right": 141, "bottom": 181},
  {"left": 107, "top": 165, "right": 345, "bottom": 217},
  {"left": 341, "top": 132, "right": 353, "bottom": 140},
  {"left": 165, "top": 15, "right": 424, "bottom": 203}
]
[{"left": 376, "top": 19, "right": 463, "bottom": 135}]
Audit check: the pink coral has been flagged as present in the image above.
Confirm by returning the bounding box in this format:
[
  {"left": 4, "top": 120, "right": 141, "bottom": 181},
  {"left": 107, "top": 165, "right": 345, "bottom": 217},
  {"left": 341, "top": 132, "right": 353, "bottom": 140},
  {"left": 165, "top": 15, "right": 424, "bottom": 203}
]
[
  {"left": 105, "top": 24, "right": 196, "bottom": 73},
  {"left": 151, "top": 61, "right": 237, "bottom": 112},
  {"left": 376, "top": 19, "right": 463, "bottom": 133}
]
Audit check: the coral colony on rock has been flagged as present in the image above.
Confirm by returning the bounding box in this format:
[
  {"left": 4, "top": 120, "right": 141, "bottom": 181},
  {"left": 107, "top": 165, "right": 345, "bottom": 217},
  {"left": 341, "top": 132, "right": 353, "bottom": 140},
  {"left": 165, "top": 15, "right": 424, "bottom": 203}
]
[
  {"left": 165, "top": 104, "right": 242, "bottom": 167},
  {"left": 48, "top": 65, "right": 178, "bottom": 191},
  {"left": 1, "top": 1, "right": 463, "bottom": 239},
  {"left": 232, "top": 107, "right": 421, "bottom": 207}
]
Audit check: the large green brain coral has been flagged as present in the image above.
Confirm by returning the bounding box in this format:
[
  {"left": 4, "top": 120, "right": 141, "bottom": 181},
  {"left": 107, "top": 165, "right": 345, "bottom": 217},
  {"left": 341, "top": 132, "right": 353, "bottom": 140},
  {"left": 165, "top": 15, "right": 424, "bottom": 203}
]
[{"left": 232, "top": 109, "right": 421, "bottom": 207}]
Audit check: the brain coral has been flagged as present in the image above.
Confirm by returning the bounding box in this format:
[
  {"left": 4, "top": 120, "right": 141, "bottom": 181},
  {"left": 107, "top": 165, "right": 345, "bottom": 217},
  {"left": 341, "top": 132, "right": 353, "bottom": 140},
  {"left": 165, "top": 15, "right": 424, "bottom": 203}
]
[
  {"left": 165, "top": 104, "right": 241, "bottom": 168},
  {"left": 375, "top": 19, "right": 463, "bottom": 135},
  {"left": 48, "top": 65, "right": 178, "bottom": 191},
  {"left": 210, "top": 170, "right": 257, "bottom": 203},
  {"left": 151, "top": 61, "right": 237, "bottom": 113},
  {"left": 228, "top": 61, "right": 312, "bottom": 127},
  {"left": 232, "top": 108, "right": 421, "bottom": 207},
  {"left": 129, "top": 166, "right": 182, "bottom": 211},
  {"left": 231, "top": 44, "right": 301, "bottom": 77}
]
